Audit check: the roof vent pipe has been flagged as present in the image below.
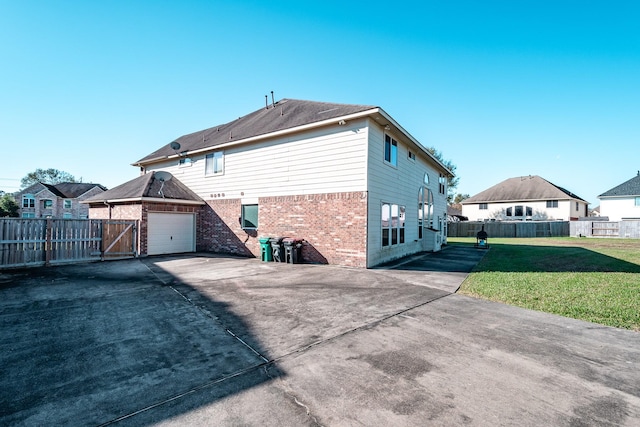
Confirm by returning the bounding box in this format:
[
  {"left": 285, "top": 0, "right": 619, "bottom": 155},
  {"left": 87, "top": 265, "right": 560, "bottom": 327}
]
[
  {"left": 271, "top": 90, "right": 275, "bottom": 108},
  {"left": 265, "top": 95, "right": 268, "bottom": 109}
]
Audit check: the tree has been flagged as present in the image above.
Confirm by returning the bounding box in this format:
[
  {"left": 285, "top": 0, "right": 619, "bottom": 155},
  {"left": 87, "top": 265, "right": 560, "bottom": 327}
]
[
  {"left": 20, "top": 168, "right": 77, "bottom": 189},
  {"left": 0, "top": 194, "right": 19, "bottom": 217},
  {"left": 453, "top": 193, "right": 470, "bottom": 204},
  {"left": 426, "top": 147, "right": 459, "bottom": 203}
]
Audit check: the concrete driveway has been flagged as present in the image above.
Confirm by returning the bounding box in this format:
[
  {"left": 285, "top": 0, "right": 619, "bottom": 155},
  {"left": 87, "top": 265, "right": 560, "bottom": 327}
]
[{"left": 1, "top": 246, "right": 639, "bottom": 426}]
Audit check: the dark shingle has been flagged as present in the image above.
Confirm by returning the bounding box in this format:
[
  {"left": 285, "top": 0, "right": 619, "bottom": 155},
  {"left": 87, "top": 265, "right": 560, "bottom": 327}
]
[
  {"left": 83, "top": 172, "right": 202, "bottom": 203},
  {"left": 599, "top": 173, "right": 640, "bottom": 198},
  {"left": 135, "top": 99, "right": 377, "bottom": 164}
]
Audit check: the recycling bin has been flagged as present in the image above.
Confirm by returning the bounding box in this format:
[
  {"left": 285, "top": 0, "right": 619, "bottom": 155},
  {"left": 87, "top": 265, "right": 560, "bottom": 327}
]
[
  {"left": 269, "top": 237, "right": 285, "bottom": 262},
  {"left": 258, "top": 237, "right": 273, "bottom": 262},
  {"left": 283, "top": 238, "right": 303, "bottom": 264}
]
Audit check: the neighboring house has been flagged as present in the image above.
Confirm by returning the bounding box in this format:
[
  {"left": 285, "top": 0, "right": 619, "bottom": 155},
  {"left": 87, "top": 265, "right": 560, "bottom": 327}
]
[
  {"left": 461, "top": 175, "right": 588, "bottom": 221},
  {"left": 84, "top": 98, "right": 453, "bottom": 268},
  {"left": 15, "top": 182, "right": 106, "bottom": 219},
  {"left": 598, "top": 172, "right": 640, "bottom": 221}
]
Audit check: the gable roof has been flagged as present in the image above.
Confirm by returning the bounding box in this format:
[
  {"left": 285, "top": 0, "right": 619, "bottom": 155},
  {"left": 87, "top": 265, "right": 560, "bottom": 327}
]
[
  {"left": 598, "top": 172, "right": 640, "bottom": 198},
  {"left": 133, "top": 98, "right": 453, "bottom": 176},
  {"left": 82, "top": 171, "right": 204, "bottom": 205},
  {"left": 19, "top": 182, "right": 106, "bottom": 198},
  {"left": 461, "top": 175, "right": 587, "bottom": 204}
]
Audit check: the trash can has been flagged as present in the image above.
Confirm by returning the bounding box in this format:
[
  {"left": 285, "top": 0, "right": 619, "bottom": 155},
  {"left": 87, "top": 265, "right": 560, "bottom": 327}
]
[
  {"left": 259, "top": 237, "right": 273, "bottom": 262},
  {"left": 283, "top": 238, "right": 303, "bottom": 264},
  {"left": 269, "top": 237, "right": 285, "bottom": 262}
]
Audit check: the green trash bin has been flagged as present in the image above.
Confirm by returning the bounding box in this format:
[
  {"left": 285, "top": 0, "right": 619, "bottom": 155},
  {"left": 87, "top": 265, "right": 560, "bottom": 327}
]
[{"left": 258, "top": 237, "right": 273, "bottom": 262}]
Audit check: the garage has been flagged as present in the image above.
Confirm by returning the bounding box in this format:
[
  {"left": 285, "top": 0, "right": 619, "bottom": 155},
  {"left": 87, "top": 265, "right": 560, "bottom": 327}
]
[{"left": 147, "top": 212, "right": 195, "bottom": 255}]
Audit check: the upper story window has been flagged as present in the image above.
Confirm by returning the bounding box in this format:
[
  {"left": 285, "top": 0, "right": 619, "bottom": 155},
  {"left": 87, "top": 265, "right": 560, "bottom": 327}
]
[
  {"left": 43, "top": 199, "right": 53, "bottom": 208},
  {"left": 22, "top": 194, "right": 35, "bottom": 208},
  {"left": 423, "top": 173, "right": 429, "bottom": 185},
  {"left": 179, "top": 157, "right": 193, "bottom": 167},
  {"left": 63, "top": 199, "right": 72, "bottom": 209},
  {"left": 438, "top": 174, "right": 446, "bottom": 194},
  {"left": 408, "top": 150, "right": 416, "bottom": 161},
  {"left": 205, "top": 151, "right": 224, "bottom": 175},
  {"left": 384, "top": 134, "right": 397, "bottom": 167},
  {"left": 546, "top": 200, "right": 558, "bottom": 208}
]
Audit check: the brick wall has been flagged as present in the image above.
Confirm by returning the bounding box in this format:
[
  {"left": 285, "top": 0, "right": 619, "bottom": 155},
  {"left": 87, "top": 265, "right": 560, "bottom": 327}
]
[{"left": 203, "top": 191, "right": 368, "bottom": 267}]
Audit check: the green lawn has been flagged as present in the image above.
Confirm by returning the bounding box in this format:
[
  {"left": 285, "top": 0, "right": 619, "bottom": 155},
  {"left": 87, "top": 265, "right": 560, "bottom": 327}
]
[{"left": 449, "top": 237, "right": 640, "bottom": 331}]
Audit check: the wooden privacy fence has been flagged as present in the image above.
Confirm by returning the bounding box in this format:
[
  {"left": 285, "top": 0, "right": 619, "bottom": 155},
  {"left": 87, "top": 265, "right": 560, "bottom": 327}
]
[
  {"left": 448, "top": 221, "right": 570, "bottom": 238},
  {"left": 0, "top": 219, "right": 138, "bottom": 269},
  {"left": 570, "top": 220, "right": 640, "bottom": 238}
]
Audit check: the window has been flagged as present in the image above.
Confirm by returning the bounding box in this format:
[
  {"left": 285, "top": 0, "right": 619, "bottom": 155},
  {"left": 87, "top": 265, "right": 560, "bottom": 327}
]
[
  {"left": 635, "top": 197, "right": 640, "bottom": 207},
  {"left": 43, "top": 199, "right": 53, "bottom": 208},
  {"left": 546, "top": 200, "right": 558, "bottom": 208},
  {"left": 241, "top": 204, "right": 258, "bottom": 229},
  {"left": 22, "top": 212, "right": 35, "bottom": 218},
  {"left": 526, "top": 206, "right": 533, "bottom": 216},
  {"left": 515, "top": 205, "right": 523, "bottom": 216},
  {"left": 408, "top": 151, "right": 416, "bottom": 161},
  {"left": 423, "top": 173, "right": 429, "bottom": 185},
  {"left": 63, "top": 213, "right": 73, "bottom": 219},
  {"left": 205, "top": 151, "right": 224, "bottom": 175},
  {"left": 22, "top": 194, "right": 35, "bottom": 208},
  {"left": 438, "top": 174, "right": 446, "bottom": 194},
  {"left": 506, "top": 207, "right": 513, "bottom": 216},
  {"left": 382, "top": 203, "right": 405, "bottom": 247},
  {"left": 64, "top": 199, "right": 72, "bottom": 209},
  {"left": 479, "top": 203, "right": 488, "bottom": 210},
  {"left": 384, "top": 134, "right": 397, "bottom": 166},
  {"left": 179, "top": 157, "right": 193, "bottom": 167}
]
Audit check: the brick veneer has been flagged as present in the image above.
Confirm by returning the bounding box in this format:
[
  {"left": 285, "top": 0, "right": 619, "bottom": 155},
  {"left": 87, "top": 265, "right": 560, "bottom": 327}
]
[
  {"left": 89, "top": 191, "right": 368, "bottom": 266},
  {"left": 205, "top": 191, "right": 368, "bottom": 267}
]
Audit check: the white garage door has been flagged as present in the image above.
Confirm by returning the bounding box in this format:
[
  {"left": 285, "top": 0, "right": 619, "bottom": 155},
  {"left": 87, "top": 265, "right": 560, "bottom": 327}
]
[{"left": 147, "top": 213, "right": 195, "bottom": 255}]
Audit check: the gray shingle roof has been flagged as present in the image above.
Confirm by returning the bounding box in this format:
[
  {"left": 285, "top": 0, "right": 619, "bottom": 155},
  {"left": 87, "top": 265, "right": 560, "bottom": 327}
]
[
  {"left": 135, "top": 98, "right": 377, "bottom": 165},
  {"left": 52, "top": 182, "right": 107, "bottom": 198},
  {"left": 82, "top": 172, "right": 203, "bottom": 204},
  {"left": 461, "top": 175, "right": 587, "bottom": 204},
  {"left": 599, "top": 173, "right": 640, "bottom": 198}
]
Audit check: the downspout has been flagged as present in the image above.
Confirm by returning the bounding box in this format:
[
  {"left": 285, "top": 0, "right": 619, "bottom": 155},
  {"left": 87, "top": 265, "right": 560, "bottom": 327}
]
[{"left": 103, "top": 201, "right": 112, "bottom": 219}]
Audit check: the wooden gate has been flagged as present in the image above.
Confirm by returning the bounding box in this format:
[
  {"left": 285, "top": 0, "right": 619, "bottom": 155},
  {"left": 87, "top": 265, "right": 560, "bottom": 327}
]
[
  {"left": 101, "top": 220, "right": 137, "bottom": 259},
  {"left": 0, "top": 219, "right": 138, "bottom": 269}
]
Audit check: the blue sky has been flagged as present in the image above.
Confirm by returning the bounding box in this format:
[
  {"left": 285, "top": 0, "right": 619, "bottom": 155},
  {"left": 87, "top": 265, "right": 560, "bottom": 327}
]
[{"left": 1, "top": 1, "right": 638, "bottom": 207}]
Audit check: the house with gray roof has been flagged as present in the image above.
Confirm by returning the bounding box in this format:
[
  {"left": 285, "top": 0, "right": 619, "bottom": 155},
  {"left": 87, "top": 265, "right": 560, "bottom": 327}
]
[
  {"left": 15, "top": 182, "right": 106, "bottom": 219},
  {"left": 84, "top": 98, "right": 453, "bottom": 267},
  {"left": 598, "top": 172, "right": 640, "bottom": 221},
  {"left": 461, "top": 175, "right": 588, "bottom": 221}
]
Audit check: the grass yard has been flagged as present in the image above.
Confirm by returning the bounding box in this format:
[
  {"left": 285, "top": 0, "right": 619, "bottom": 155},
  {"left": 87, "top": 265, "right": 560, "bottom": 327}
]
[{"left": 449, "top": 237, "right": 640, "bottom": 331}]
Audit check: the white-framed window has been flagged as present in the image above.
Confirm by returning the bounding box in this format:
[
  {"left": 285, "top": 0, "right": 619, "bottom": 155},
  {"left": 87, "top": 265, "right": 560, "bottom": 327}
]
[
  {"left": 438, "top": 174, "right": 446, "bottom": 195},
  {"left": 63, "top": 199, "right": 72, "bottom": 209},
  {"left": 408, "top": 150, "right": 416, "bottom": 161},
  {"left": 423, "top": 173, "right": 429, "bottom": 185},
  {"left": 22, "top": 194, "right": 35, "bottom": 208},
  {"left": 205, "top": 151, "right": 224, "bottom": 175},
  {"left": 382, "top": 202, "right": 405, "bottom": 247},
  {"left": 241, "top": 204, "right": 258, "bottom": 229},
  {"left": 479, "top": 203, "right": 488, "bottom": 210},
  {"left": 384, "top": 134, "right": 397, "bottom": 167},
  {"left": 22, "top": 212, "right": 35, "bottom": 218},
  {"left": 43, "top": 199, "right": 53, "bottom": 208},
  {"left": 418, "top": 187, "right": 434, "bottom": 237},
  {"left": 546, "top": 200, "right": 558, "bottom": 208},
  {"left": 179, "top": 157, "right": 192, "bottom": 167},
  {"left": 635, "top": 197, "right": 640, "bottom": 207}
]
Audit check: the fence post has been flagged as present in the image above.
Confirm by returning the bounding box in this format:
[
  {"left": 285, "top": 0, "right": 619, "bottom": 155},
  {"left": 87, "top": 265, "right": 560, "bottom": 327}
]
[{"left": 45, "top": 218, "right": 52, "bottom": 266}]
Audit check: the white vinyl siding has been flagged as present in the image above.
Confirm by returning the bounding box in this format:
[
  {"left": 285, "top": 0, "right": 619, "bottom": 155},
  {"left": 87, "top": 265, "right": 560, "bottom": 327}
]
[
  {"left": 145, "top": 120, "right": 368, "bottom": 198},
  {"left": 600, "top": 197, "right": 640, "bottom": 221},
  {"left": 367, "top": 121, "right": 448, "bottom": 266},
  {"left": 462, "top": 199, "right": 587, "bottom": 221}
]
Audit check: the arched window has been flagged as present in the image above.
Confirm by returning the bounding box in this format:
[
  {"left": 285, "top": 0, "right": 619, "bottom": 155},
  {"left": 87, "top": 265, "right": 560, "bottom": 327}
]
[{"left": 418, "top": 186, "right": 435, "bottom": 238}]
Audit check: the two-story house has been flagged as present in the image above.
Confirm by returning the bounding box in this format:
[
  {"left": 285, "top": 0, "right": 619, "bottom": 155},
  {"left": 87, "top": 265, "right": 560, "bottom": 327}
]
[
  {"left": 461, "top": 175, "right": 588, "bottom": 221},
  {"left": 598, "top": 172, "right": 640, "bottom": 221},
  {"left": 16, "top": 182, "right": 106, "bottom": 219},
  {"left": 84, "top": 98, "right": 452, "bottom": 268}
]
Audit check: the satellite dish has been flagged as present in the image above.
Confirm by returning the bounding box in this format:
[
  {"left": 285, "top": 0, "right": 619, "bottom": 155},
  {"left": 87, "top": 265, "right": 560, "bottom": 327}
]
[
  {"left": 170, "top": 141, "right": 181, "bottom": 151},
  {"left": 154, "top": 171, "right": 173, "bottom": 182}
]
